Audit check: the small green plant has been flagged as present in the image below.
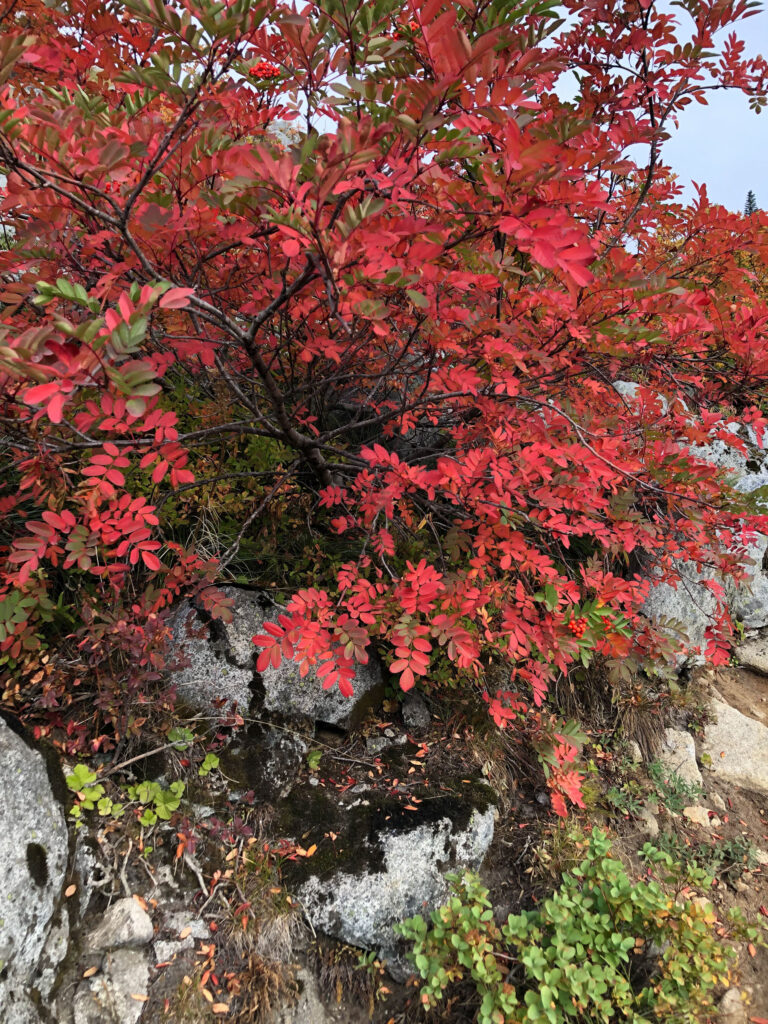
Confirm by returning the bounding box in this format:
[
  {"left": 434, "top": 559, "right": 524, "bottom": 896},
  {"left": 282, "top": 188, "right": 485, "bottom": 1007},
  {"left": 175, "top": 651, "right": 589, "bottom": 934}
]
[
  {"left": 198, "top": 752, "right": 220, "bottom": 777},
  {"left": 66, "top": 764, "right": 124, "bottom": 823},
  {"left": 642, "top": 831, "right": 759, "bottom": 882},
  {"left": 647, "top": 761, "right": 705, "bottom": 813},
  {"left": 127, "top": 779, "right": 185, "bottom": 825},
  {"left": 398, "top": 828, "right": 739, "bottom": 1024},
  {"left": 168, "top": 725, "right": 196, "bottom": 750},
  {"left": 306, "top": 749, "right": 322, "bottom": 772},
  {"left": 604, "top": 781, "right": 644, "bottom": 818}
]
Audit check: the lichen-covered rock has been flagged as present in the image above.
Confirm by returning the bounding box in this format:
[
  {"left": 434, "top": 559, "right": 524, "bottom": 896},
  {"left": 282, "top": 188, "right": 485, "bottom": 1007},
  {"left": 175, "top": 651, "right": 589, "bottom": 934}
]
[
  {"left": 0, "top": 717, "right": 69, "bottom": 1021},
  {"left": 296, "top": 795, "right": 495, "bottom": 977},
  {"left": 658, "top": 727, "right": 702, "bottom": 788},
  {"left": 701, "top": 699, "right": 768, "bottom": 796},
  {"left": 221, "top": 723, "right": 308, "bottom": 801},
  {"left": 170, "top": 588, "right": 383, "bottom": 728},
  {"left": 402, "top": 692, "right": 431, "bottom": 734},
  {"left": 72, "top": 949, "right": 149, "bottom": 1024}
]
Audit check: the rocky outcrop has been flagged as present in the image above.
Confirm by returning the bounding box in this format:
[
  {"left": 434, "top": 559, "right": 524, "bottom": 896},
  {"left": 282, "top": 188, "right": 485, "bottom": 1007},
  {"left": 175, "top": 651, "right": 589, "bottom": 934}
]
[
  {"left": 0, "top": 716, "right": 69, "bottom": 1024},
  {"left": 701, "top": 698, "right": 768, "bottom": 796},
  {"left": 170, "top": 588, "right": 384, "bottom": 728},
  {"left": 291, "top": 785, "right": 496, "bottom": 979}
]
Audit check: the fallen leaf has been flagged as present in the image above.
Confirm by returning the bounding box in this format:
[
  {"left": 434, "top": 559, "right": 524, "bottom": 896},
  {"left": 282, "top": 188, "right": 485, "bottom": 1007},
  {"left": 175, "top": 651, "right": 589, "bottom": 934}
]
[
  {"left": 212, "top": 1004, "right": 229, "bottom": 1014},
  {"left": 748, "top": 943, "right": 757, "bottom": 957},
  {"left": 305, "top": 843, "right": 317, "bottom": 857},
  {"left": 82, "top": 966, "right": 99, "bottom": 978},
  {"left": 130, "top": 993, "right": 149, "bottom": 1002},
  {"left": 201, "top": 988, "right": 214, "bottom": 1003},
  {"left": 225, "top": 848, "right": 238, "bottom": 862},
  {"left": 65, "top": 884, "right": 77, "bottom": 898},
  {"left": 179, "top": 926, "right": 191, "bottom": 940},
  {"left": 133, "top": 895, "right": 149, "bottom": 911}
]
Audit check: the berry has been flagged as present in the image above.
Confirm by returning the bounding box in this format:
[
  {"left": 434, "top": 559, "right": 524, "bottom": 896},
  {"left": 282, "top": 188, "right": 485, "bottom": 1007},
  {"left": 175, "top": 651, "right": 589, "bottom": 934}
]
[
  {"left": 567, "top": 616, "right": 588, "bottom": 639},
  {"left": 249, "top": 60, "right": 280, "bottom": 80}
]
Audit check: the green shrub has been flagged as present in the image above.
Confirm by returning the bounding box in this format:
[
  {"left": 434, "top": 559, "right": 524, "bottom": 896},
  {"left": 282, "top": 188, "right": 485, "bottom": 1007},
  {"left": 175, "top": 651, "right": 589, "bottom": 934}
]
[
  {"left": 397, "top": 828, "right": 738, "bottom": 1024},
  {"left": 647, "top": 762, "right": 705, "bottom": 813}
]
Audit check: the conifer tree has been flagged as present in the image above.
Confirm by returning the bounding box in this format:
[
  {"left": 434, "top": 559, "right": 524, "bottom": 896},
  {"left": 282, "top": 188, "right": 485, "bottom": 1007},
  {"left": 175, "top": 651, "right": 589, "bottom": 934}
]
[{"left": 744, "top": 190, "right": 759, "bottom": 215}]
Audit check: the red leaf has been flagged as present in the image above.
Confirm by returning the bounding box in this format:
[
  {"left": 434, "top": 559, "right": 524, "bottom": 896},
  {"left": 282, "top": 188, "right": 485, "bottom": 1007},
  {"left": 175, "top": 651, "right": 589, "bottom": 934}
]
[{"left": 159, "top": 287, "right": 195, "bottom": 309}]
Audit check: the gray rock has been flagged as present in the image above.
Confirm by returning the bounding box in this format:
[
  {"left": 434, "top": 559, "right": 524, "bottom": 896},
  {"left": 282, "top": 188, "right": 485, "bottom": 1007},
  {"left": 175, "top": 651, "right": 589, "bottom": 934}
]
[
  {"left": 710, "top": 792, "right": 727, "bottom": 812},
  {"left": 635, "top": 807, "right": 659, "bottom": 839},
  {"left": 3, "top": 992, "right": 43, "bottom": 1024},
  {"left": 727, "top": 535, "right": 768, "bottom": 630},
  {"left": 272, "top": 966, "right": 369, "bottom": 1024},
  {"left": 701, "top": 699, "right": 768, "bottom": 796},
  {"left": 73, "top": 949, "right": 149, "bottom": 1024},
  {"left": 627, "top": 740, "right": 643, "bottom": 763},
  {"left": 402, "top": 693, "right": 431, "bottom": 734},
  {"left": 297, "top": 804, "right": 495, "bottom": 978},
  {"left": 734, "top": 633, "right": 768, "bottom": 676},
  {"left": 658, "top": 727, "right": 702, "bottom": 788},
  {"left": 171, "top": 589, "right": 384, "bottom": 728},
  {"left": 365, "top": 734, "right": 407, "bottom": 755},
  {"left": 622, "top": 400, "right": 768, "bottom": 649},
  {"left": 641, "top": 560, "right": 718, "bottom": 666},
  {"left": 84, "top": 898, "right": 154, "bottom": 953},
  {"left": 154, "top": 938, "right": 193, "bottom": 964},
  {"left": 719, "top": 987, "right": 748, "bottom": 1024},
  {"left": 170, "top": 598, "right": 253, "bottom": 712},
  {"left": 223, "top": 725, "right": 307, "bottom": 801},
  {"left": 35, "top": 916, "right": 71, "bottom": 1001},
  {"left": 0, "top": 719, "right": 69, "bottom": 1021},
  {"left": 683, "top": 805, "right": 712, "bottom": 828}
]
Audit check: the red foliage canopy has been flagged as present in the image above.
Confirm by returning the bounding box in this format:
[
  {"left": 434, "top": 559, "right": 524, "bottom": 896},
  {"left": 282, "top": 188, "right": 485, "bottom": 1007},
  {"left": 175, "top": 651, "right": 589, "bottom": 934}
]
[{"left": 1, "top": 0, "right": 768, "bottom": 806}]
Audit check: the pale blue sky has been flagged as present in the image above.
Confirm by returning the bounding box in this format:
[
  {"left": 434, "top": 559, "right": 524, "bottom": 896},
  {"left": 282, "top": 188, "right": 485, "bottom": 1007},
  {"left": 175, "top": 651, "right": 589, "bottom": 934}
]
[{"left": 661, "top": 4, "right": 768, "bottom": 212}]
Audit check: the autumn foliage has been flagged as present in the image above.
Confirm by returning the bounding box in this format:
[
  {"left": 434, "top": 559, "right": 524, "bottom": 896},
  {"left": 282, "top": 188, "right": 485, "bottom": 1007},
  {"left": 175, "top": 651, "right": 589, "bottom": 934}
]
[{"left": 2, "top": 0, "right": 768, "bottom": 810}]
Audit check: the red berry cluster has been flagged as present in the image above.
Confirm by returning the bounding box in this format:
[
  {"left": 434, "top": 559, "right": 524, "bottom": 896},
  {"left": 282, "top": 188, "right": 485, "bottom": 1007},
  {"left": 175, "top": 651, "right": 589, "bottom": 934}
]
[
  {"left": 393, "top": 20, "right": 419, "bottom": 38},
  {"left": 249, "top": 60, "right": 280, "bottom": 80},
  {"left": 568, "top": 617, "right": 588, "bottom": 638},
  {"left": 104, "top": 182, "right": 117, "bottom": 194}
]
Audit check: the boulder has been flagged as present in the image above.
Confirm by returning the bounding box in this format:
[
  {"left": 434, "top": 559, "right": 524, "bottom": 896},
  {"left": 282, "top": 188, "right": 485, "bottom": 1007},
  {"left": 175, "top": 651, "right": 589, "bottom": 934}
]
[
  {"left": 701, "top": 699, "right": 768, "bottom": 796},
  {"left": 657, "top": 727, "right": 702, "bottom": 788},
  {"left": 170, "top": 589, "right": 383, "bottom": 729},
  {"left": 0, "top": 718, "right": 69, "bottom": 1021},
  {"left": 292, "top": 785, "right": 496, "bottom": 978}
]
